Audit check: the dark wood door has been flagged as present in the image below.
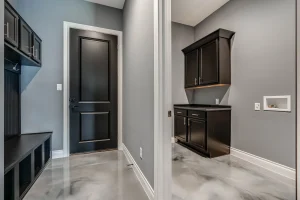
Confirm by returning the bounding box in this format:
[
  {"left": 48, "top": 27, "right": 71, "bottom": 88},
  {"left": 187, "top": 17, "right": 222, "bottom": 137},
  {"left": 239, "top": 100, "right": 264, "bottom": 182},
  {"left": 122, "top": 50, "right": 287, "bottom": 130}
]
[
  {"left": 174, "top": 115, "right": 187, "bottom": 142},
  {"left": 4, "top": 2, "right": 19, "bottom": 47},
  {"left": 189, "top": 119, "right": 206, "bottom": 150},
  {"left": 32, "top": 34, "right": 42, "bottom": 63},
  {"left": 200, "top": 40, "right": 219, "bottom": 85},
  {"left": 185, "top": 49, "right": 199, "bottom": 87},
  {"left": 69, "top": 28, "right": 118, "bottom": 154},
  {"left": 19, "top": 20, "right": 33, "bottom": 57}
]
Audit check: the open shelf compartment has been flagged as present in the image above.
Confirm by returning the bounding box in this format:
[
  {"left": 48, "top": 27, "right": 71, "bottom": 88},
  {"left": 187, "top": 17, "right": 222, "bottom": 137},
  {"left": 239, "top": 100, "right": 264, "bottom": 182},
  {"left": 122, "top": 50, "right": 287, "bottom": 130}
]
[
  {"left": 5, "top": 169, "right": 15, "bottom": 200},
  {"left": 263, "top": 95, "right": 291, "bottom": 112},
  {"left": 19, "top": 154, "right": 31, "bottom": 197},
  {"left": 34, "top": 145, "right": 43, "bottom": 177},
  {"left": 44, "top": 138, "right": 51, "bottom": 165}
]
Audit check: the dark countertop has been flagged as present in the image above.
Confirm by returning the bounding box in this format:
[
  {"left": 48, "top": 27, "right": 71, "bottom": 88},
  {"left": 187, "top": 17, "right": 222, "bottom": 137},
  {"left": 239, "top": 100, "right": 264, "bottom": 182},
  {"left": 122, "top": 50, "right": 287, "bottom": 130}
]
[
  {"left": 174, "top": 104, "right": 231, "bottom": 111},
  {"left": 5, "top": 132, "right": 52, "bottom": 173}
]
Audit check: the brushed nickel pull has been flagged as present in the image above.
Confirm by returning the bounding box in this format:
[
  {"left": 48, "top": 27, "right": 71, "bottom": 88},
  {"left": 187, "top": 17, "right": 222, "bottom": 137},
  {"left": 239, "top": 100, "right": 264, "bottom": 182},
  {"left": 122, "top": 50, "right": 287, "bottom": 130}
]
[
  {"left": 4, "top": 22, "right": 9, "bottom": 37},
  {"left": 32, "top": 46, "right": 35, "bottom": 57},
  {"left": 184, "top": 117, "right": 186, "bottom": 125},
  {"left": 177, "top": 112, "right": 182, "bottom": 114},
  {"left": 194, "top": 78, "right": 197, "bottom": 85},
  {"left": 192, "top": 114, "right": 199, "bottom": 116}
]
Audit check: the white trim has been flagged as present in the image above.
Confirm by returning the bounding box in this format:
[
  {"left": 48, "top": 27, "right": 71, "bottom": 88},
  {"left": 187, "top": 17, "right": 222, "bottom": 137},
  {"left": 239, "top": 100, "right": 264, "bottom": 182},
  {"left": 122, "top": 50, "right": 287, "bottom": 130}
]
[
  {"left": 231, "top": 147, "right": 296, "bottom": 180},
  {"left": 154, "top": 0, "right": 172, "bottom": 200},
  {"left": 122, "top": 144, "right": 154, "bottom": 200},
  {"left": 52, "top": 150, "right": 64, "bottom": 159},
  {"left": 63, "top": 22, "right": 123, "bottom": 157}
]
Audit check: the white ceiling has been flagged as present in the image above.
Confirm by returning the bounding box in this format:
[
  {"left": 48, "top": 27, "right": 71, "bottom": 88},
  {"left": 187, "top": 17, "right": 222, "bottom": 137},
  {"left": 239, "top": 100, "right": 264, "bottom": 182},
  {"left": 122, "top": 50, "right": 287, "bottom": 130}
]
[
  {"left": 172, "top": 0, "right": 229, "bottom": 26},
  {"left": 85, "top": 0, "right": 125, "bottom": 9}
]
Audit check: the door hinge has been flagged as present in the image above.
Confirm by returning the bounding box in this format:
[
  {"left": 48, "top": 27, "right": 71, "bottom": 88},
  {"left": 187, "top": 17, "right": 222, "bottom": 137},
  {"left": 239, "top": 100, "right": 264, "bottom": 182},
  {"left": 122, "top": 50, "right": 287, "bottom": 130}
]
[{"left": 168, "top": 111, "right": 172, "bottom": 117}]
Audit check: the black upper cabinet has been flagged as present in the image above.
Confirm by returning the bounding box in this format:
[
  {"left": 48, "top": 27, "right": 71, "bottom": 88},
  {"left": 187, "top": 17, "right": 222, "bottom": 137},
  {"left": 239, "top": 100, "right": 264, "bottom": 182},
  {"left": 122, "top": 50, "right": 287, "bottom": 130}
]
[
  {"left": 183, "top": 29, "right": 235, "bottom": 89},
  {"left": 20, "top": 20, "right": 33, "bottom": 57},
  {"left": 32, "top": 34, "right": 42, "bottom": 63},
  {"left": 4, "top": 2, "right": 19, "bottom": 47},
  {"left": 4, "top": 0, "right": 42, "bottom": 67},
  {"left": 200, "top": 40, "right": 219, "bottom": 85},
  {"left": 185, "top": 49, "right": 198, "bottom": 87}
]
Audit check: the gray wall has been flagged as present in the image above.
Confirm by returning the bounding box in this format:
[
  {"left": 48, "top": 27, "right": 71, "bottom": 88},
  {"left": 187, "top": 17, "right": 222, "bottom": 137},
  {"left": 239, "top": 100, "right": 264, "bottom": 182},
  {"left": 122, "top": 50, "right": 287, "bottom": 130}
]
[
  {"left": 172, "top": 22, "right": 194, "bottom": 104},
  {"left": 0, "top": 0, "right": 4, "bottom": 199},
  {"left": 123, "top": 0, "right": 154, "bottom": 187},
  {"left": 192, "top": 0, "right": 296, "bottom": 168},
  {"left": 13, "top": 0, "right": 123, "bottom": 150}
]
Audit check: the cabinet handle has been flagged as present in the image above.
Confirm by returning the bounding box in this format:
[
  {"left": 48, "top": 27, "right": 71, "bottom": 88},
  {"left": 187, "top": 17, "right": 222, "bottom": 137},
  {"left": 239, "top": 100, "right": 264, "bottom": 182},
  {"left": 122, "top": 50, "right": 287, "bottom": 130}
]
[
  {"left": 184, "top": 117, "right": 186, "bottom": 125},
  {"left": 4, "top": 22, "right": 9, "bottom": 38},
  {"left": 192, "top": 114, "right": 199, "bottom": 116},
  {"left": 177, "top": 112, "right": 182, "bottom": 114},
  {"left": 32, "top": 46, "right": 35, "bottom": 57},
  {"left": 194, "top": 78, "right": 197, "bottom": 85},
  {"left": 188, "top": 119, "right": 190, "bottom": 126}
]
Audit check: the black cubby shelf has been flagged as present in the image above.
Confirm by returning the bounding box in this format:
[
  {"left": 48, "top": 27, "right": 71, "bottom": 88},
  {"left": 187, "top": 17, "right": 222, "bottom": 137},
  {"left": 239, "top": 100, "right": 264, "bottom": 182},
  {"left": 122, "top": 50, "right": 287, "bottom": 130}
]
[{"left": 4, "top": 132, "right": 52, "bottom": 200}]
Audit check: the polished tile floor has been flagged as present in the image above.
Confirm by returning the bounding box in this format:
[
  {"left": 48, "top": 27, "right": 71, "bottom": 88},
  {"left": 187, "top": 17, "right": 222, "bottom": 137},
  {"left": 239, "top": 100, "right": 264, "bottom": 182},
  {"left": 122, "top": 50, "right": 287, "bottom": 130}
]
[
  {"left": 24, "top": 150, "right": 149, "bottom": 200},
  {"left": 172, "top": 143, "right": 296, "bottom": 200}
]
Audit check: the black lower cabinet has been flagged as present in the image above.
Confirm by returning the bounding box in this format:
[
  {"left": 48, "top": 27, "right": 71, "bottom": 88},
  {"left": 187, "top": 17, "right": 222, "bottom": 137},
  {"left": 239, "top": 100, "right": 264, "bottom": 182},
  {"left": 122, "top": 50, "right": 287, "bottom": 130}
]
[
  {"left": 4, "top": 133, "right": 52, "bottom": 200},
  {"left": 189, "top": 119, "right": 206, "bottom": 150},
  {"left": 174, "top": 105, "right": 231, "bottom": 158},
  {"left": 5, "top": 169, "right": 14, "bottom": 200},
  {"left": 174, "top": 115, "right": 187, "bottom": 142}
]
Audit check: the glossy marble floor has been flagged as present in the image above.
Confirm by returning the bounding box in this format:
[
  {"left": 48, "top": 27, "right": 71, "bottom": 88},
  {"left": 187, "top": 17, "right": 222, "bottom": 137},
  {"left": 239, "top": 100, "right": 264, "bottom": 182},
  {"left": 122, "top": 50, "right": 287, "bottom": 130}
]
[
  {"left": 172, "top": 143, "right": 296, "bottom": 200},
  {"left": 24, "top": 150, "right": 149, "bottom": 200}
]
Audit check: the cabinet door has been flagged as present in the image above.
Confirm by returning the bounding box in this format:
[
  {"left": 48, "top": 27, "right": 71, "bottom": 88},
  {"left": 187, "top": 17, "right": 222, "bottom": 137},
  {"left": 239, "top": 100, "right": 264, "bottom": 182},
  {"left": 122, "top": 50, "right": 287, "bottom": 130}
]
[
  {"left": 32, "top": 34, "right": 42, "bottom": 63},
  {"left": 189, "top": 119, "right": 206, "bottom": 150},
  {"left": 4, "top": 3, "right": 19, "bottom": 47},
  {"left": 185, "top": 49, "right": 199, "bottom": 87},
  {"left": 174, "top": 115, "right": 187, "bottom": 142},
  {"left": 20, "top": 20, "right": 33, "bottom": 57},
  {"left": 200, "top": 40, "right": 219, "bottom": 85}
]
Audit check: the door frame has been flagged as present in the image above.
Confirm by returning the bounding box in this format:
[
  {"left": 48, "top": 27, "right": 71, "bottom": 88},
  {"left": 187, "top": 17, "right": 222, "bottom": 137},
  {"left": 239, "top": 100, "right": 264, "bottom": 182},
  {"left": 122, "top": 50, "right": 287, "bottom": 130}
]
[{"left": 63, "top": 22, "right": 123, "bottom": 157}]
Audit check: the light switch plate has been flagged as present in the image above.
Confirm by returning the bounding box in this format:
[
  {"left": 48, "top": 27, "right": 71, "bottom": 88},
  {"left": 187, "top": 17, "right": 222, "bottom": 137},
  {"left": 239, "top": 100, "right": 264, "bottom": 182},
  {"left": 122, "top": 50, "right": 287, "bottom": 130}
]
[
  {"left": 57, "top": 84, "right": 63, "bottom": 91},
  {"left": 255, "top": 103, "right": 260, "bottom": 111}
]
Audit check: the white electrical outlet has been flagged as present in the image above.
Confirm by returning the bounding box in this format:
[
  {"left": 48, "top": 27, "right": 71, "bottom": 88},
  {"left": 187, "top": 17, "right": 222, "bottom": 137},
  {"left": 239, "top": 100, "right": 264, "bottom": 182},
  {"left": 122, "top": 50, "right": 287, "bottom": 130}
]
[
  {"left": 140, "top": 147, "right": 143, "bottom": 159},
  {"left": 57, "top": 84, "right": 63, "bottom": 91},
  {"left": 216, "top": 99, "right": 220, "bottom": 105},
  {"left": 255, "top": 103, "right": 260, "bottom": 111}
]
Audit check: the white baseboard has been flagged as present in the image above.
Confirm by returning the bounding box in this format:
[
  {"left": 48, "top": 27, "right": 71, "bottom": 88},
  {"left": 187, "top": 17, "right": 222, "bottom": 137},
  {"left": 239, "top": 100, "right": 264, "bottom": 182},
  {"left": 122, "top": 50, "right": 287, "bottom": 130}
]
[
  {"left": 122, "top": 144, "right": 154, "bottom": 200},
  {"left": 231, "top": 147, "right": 295, "bottom": 180},
  {"left": 52, "top": 150, "right": 64, "bottom": 159}
]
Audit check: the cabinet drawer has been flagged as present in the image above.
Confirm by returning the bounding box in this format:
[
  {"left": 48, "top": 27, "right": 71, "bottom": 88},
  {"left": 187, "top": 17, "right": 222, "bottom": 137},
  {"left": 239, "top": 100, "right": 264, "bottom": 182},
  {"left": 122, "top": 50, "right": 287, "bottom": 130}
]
[
  {"left": 174, "top": 109, "right": 187, "bottom": 116},
  {"left": 188, "top": 110, "right": 206, "bottom": 119}
]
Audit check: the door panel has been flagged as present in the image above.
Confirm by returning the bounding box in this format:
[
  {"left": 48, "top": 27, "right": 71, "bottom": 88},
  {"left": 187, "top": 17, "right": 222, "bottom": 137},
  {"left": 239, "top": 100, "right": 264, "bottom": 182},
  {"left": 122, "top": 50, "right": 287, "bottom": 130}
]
[
  {"left": 200, "top": 40, "right": 219, "bottom": 85},
  {"left": 185, "top": 49, "right": 198, "bottom": 87},
  {"left": 80, "top": 112, "right": 110, "bottom": 142},
  {"left": 20, "top": 20, "right": 32, "bottom": 56},
  {"left": 174, "top": 115, "right": 187, "bottom": 142},
  {"left": 189, "top": 119, "right": 206, "bottom": 150},
  {"left": 80, "top": 38, "right": 109, "bottom": 101},
  {"left": 70, "top": 28, "right": 118, "bottom": 154},
  {"left": 4, "top": 3, "right": 18, "bottom": 47},
  {"left": 32, "top": 34, "right": 42, "bottom": 63}
]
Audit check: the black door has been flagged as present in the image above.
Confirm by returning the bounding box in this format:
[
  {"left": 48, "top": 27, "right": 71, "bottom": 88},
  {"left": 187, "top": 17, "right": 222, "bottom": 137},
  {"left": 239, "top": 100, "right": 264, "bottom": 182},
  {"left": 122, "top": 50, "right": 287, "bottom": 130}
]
[
  {"left": 200, "top": 40, "right": 219, "bottom": 85},
  {"left": 69, "top": 28, "right": 118, "bottom": 154},
  {"left": 4, "top": 2, "right": 19, "bottom": 47},
  {"left": 19, "top": 20, "right": 33, "bottom": 57},
  {"left": 174, "top": 115, "right": 187, "bottom": 142},
  {"left": 32, "top": 34, "right": 42, "bottom": 63},
  {"left": 189, "top": 119, "right": 206, "bottom": 150},
  {"left": 185, "top": 49, "right": 199, "bottom": 87}
]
